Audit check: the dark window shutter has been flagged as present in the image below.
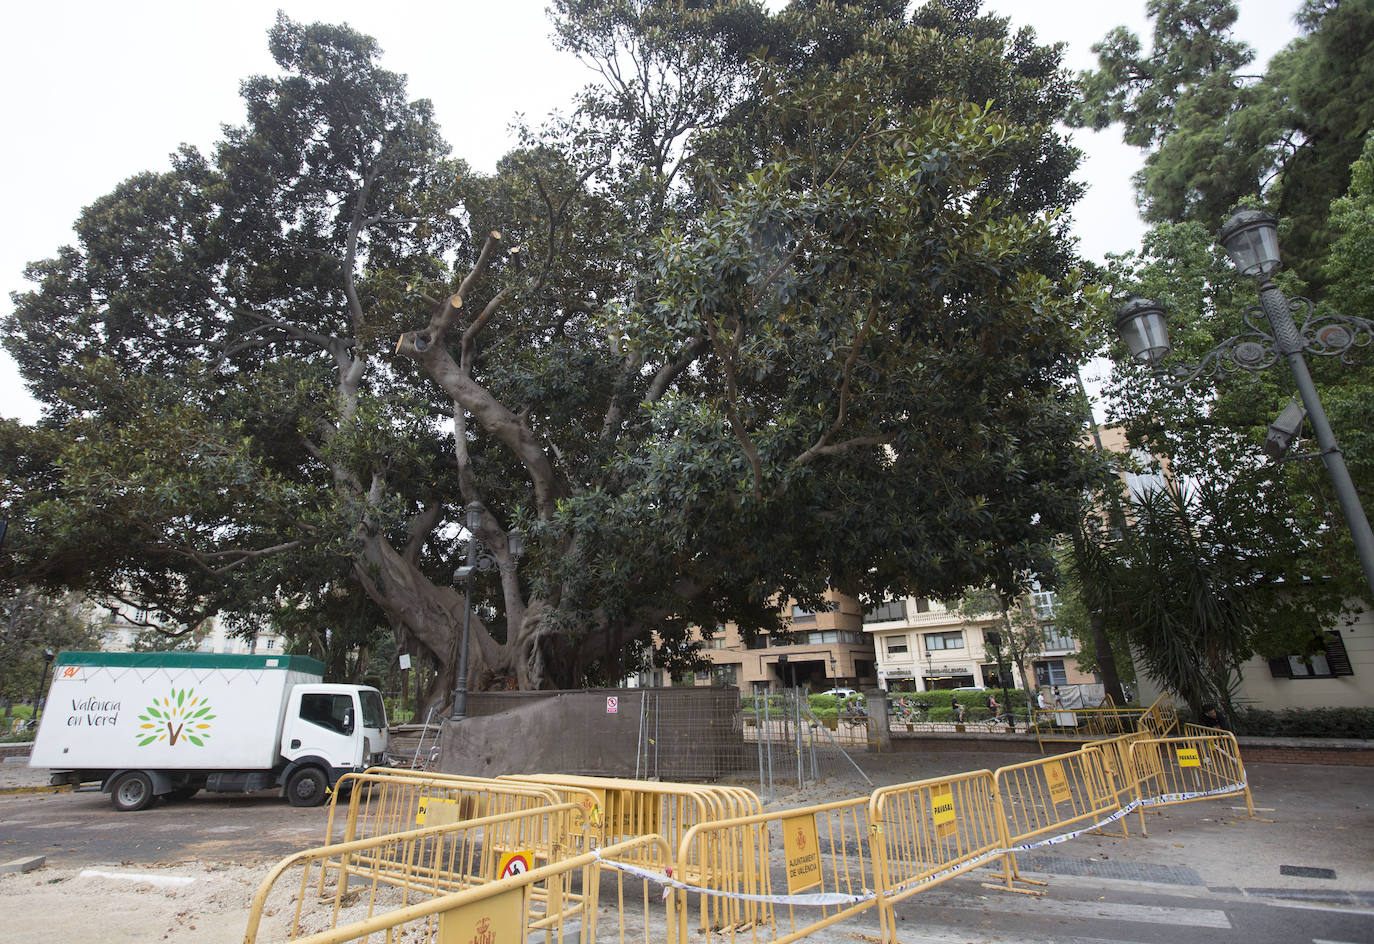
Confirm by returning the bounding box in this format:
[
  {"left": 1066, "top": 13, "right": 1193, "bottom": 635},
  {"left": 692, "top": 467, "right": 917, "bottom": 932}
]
[
  {"left": 1268, "top": 657, "right": 1293, "bottom": 679},
  {"left": 1323, "top": 631, "right": 1354, "bottom": 677}
]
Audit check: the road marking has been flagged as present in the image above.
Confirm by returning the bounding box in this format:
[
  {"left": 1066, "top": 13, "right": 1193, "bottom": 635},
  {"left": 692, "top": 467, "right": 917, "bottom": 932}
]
[
  {"left": 84, "top": 822, "right": 135, "bottom": 831},
  {"left": 24, "top": 820, "right": 82, "bottom": 828},
  {"left": 1312, "top": 939, "right": 1365, "bottom": 944},
  {"left": 201, "top": 825, "right": 251, "bottom": 834},
  {"left": 878, "top": 924, "right": 1154, "bottom": 944}
]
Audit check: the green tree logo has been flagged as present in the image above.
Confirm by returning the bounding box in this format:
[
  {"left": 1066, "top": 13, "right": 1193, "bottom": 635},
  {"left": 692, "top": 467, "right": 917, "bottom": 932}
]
[{"left": 136, "top": 687, "right": 214, "bottom": 747}]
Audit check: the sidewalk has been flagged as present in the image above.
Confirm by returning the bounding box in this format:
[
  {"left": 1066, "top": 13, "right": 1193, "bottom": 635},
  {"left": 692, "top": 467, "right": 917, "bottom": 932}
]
[
  {"left": 0, "top": 754, "right": 64, "bottom": 793},
  {"left": 828, "top": 749, "right": 1374, "bottom": 899}
]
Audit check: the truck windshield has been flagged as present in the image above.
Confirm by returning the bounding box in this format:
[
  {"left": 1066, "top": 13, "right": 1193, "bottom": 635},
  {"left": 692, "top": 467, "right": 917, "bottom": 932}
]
[{"left": 360, "top": 690, "right": 387, "bottom": 729}]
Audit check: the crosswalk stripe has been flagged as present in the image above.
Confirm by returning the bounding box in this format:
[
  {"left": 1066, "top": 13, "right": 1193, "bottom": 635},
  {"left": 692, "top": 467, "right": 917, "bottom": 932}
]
[{"left": 886, "top": 923, "right": 1155, "bottom": 944}]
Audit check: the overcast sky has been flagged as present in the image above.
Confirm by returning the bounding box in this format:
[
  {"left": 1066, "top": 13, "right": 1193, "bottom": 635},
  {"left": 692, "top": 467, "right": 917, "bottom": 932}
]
[{"left": 0, "top": 0, "right": 1304, "bottom": 423}]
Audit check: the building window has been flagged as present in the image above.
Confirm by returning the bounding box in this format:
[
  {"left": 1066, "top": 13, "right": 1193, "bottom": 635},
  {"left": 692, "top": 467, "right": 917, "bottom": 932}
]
[
  {"left": 790, "top": 605, "right": 816, "bottom": 623},
  {"left": 1040, "top": 625, "right": 1075, "bottom": 651},
  {"left": 745, "top": 634, "right": 769, "bottom": 650},
  {"left": 265, "top": 638, "right": 276, "bottom": 650},
  {"left": 1268, "top": 631, "right": 1354, "bottom": 679},
  {"left": 1031, "top": 590, "right": 1059, "bottom": 621},
  {"left": 713, "top": 664, "right": 739, "bottom": 687},
  {"left": 924, "top": 631, "right": 963, "bottom": 652},
  {"left": 914, "top": 598, "right": 931, "bottom": 614},
  {"left": 886, "top": 638, "right": 909, "bottom": 655},
  {"left": 864, "top": 598, "right": 906, "bottom": 623},
  {"left": 706, "top": 636, "right": 728, "bottom": 650},
  {"left": 1034, "top": 659, "right": 1068, "bottom": 687}
]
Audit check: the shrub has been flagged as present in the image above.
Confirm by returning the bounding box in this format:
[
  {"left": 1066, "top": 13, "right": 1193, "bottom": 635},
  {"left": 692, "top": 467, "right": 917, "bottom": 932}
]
[{"left": 1229, "top": 706, "right": 1374, "bottom": 740}]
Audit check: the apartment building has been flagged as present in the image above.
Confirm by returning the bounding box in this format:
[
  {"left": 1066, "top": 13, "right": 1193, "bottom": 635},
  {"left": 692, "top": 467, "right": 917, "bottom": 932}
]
[
  {"left": 862, "top": 591, "right": 1094, "bottom": 694},
  {"left": 97, "top": 604, "right": 283, "bottom": 655},
  {"left": 656, "top": 591, "right": 879, "bottom": 694}
]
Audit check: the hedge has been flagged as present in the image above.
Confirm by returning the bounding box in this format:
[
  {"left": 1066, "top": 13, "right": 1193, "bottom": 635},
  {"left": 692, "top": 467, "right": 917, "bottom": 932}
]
[{"left": 1228, "top": 706, "right": 1374, "bottom": 740}]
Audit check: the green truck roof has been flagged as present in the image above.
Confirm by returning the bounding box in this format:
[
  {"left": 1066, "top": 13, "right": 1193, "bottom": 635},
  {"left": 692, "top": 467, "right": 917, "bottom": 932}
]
[{"left": 53, "top": 651, "right": 327, "bottom": 675}]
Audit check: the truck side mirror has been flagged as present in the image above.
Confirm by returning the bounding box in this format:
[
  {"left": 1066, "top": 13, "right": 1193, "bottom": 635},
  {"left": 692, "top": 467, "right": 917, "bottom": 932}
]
[{"left": 341, "top": 709, "right": 354, "bottom": 735}]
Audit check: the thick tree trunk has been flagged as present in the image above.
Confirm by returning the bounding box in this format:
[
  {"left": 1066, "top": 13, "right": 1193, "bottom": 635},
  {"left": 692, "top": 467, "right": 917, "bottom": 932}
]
[
  {"left": 351, "top": 530, "right": 568, "bottom": 703},
  {"left": 1088, "top": 609, "right": 1127, "bottom": 706}
]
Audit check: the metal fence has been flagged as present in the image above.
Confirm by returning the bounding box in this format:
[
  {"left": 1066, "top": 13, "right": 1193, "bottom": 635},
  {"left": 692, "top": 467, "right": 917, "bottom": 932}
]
[{"left": 632, "top": 689, "right": 870, "bottom": 801}]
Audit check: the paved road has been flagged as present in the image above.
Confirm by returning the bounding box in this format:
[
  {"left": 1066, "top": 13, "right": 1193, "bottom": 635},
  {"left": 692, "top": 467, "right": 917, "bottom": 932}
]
[
  {"left": 881, "top": 870, "right": 1374, "bottom": 944},
  {"left": 0, "top": 786, "right": 338, "bottom": 866}
]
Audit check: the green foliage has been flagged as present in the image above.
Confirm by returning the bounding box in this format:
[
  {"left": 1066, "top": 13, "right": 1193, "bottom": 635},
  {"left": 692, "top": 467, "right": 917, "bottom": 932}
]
[
  {"left": 2, "top": 3, "right": 1098, "bottom": 693},
  {"left": 0, "top": 591, "right": 99, "bottom": 706},
  {"left": 1077, "top": 475, "right": 1337, "bottom": 715},
  {"left": 1075, "top": 0, "right": 1374, "bottom": 291}
]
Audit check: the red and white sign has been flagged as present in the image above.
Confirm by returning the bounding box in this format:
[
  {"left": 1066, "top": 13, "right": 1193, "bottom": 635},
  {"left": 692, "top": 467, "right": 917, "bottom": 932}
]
[
  {"left": 496, "top": 850, "right": 532, "bottom": 880},
  {"left": 606, "top": 696, "right": 619, "bottom": 714}
]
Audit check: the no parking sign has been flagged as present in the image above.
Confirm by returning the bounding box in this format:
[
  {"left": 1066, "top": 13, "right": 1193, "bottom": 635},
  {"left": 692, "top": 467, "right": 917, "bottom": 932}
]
[
  {"left": 496, "top": 850, "right": 533, "bottom": 880},
  {"left": 606, "top": 696, "right": 618, "bottom": 714}
]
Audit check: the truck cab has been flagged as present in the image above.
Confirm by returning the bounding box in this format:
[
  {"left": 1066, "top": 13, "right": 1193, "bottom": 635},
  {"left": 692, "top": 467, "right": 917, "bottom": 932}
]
[{"left": 278, "top": 685, "right": 389, "bottom": 806}]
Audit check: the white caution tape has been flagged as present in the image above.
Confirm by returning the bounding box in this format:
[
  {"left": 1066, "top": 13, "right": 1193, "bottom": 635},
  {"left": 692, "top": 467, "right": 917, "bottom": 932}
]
[
  {"left": 1010, "top": 804, "right": 1137, "bottom": 851},
  {"left": 883, "top": 847, "right": 1009, "bottom": 896},
  {"left": 592, "top": 851, "right": 876, "bottom": 907},
  {"left": 1012, "top": 780, "right": 1248, "bottom": 852},
  {"left": 1136, "top": 781, "right": 1247, "bottom": 808}
]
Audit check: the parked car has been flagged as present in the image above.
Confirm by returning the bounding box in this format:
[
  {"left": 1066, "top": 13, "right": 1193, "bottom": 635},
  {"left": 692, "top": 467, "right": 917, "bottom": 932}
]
[{"left": 820, "top": 687, "right": 859, "bottom": 698}]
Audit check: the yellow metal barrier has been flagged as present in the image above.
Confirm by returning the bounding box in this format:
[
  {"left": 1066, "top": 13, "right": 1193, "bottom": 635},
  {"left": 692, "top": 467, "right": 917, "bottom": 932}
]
[
  {"left": 671, "top": 794, "right": 877, "bottom": 942},
  {"left": 869, "top": 770, "right": 1016, "bottom": 941},
  {"left": 1126, "top": 733, "right": 1256, "bottom": 836},
  {"left": 328, "top": 768, "right": 603, "bottom": 852},
  {"left": 1083, "top": 731, "right": 1151, "bottom": 821},
  {"left": 1029, "top": 705, "right": 1147, "bottom": 749},
  {"left": 248, "top": 835, "right": 676, "bottom": 944},
  {"left": 1137, "top": 693, "right": 1180, "bottom": 738},
  {"left": 243, "top": 802, "right": 583, "bottom": 944},
  {"left": 501, "top": 773, "right": 761, "bottom": 869},
  {"left": 994, "top": 746, "right": 1128, "bottom": 860}
]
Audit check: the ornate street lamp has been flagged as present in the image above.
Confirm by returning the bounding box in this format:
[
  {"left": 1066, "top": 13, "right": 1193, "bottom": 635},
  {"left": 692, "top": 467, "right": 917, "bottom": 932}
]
[
  {"left": 451, "top": 501, "right": 525, "bottom": 720},
  {"left": 1115, "top": 210, "right": 1374, "bottom": 596}
]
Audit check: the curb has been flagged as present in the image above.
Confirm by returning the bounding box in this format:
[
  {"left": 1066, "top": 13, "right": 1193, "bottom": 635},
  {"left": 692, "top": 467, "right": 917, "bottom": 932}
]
[{"left": 0, "top": 784, "right": 72, "bottom": 796}]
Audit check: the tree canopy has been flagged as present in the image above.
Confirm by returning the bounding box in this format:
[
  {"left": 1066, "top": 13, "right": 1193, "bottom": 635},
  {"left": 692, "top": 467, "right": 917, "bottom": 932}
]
[
  {"left": 2, "top": 2, "right": 1098, "bottom": 706},
  {"left": 1074, "top": 0, "right": 1374, "bottom": 291},
  {"left": 1070, "top": 0, "right": 1374, "bottom": 697}
]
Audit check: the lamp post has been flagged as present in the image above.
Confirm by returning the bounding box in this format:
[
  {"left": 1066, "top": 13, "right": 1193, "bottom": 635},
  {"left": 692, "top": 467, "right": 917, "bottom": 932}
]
[
  {"left": 33, "top": 648, "right": 55, "bottom": 728},
  {"left": 1115, "top": 209, "right": 1374, "bottom": 598},
  {"left": 451, "top": 501, "right": 525, "bottom": 721}
]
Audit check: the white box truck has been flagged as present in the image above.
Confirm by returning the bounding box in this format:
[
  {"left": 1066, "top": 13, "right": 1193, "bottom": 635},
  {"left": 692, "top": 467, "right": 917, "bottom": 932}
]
[{"left": 30, "top": 651, "right": 388, "bottom": 811}]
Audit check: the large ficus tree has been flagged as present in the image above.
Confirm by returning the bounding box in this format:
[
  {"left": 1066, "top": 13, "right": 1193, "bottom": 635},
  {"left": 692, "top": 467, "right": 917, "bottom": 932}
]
[{"left": 3, "top": 2, "right": 1096, "bottom": 707}]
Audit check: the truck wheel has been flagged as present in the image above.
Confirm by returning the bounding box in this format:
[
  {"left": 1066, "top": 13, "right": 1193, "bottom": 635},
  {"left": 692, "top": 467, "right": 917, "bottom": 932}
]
[
  {"left": 110, "top": 771, "right": 155, "bottom": 812},
  {"left": 285, "top": 767, "right": 328, "bottom": 807}
]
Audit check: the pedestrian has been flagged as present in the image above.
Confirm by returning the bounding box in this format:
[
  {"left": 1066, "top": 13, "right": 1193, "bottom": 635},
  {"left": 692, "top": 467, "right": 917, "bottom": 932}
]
[
  {"left": 1198, "top": 703, "right": 1230, "bottom": 732},
  {"left": 951, "top": 693, "right": 965, "bottom": 723},
  {"left": 1036, "top": 689, "right": 1048, "bottom": 711},
  {"left": 987, "top": 692, "right": 999, "bottom": 714},
  {"left": 1052, "top": 686, "right": 1063, "bottom": 708}
]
